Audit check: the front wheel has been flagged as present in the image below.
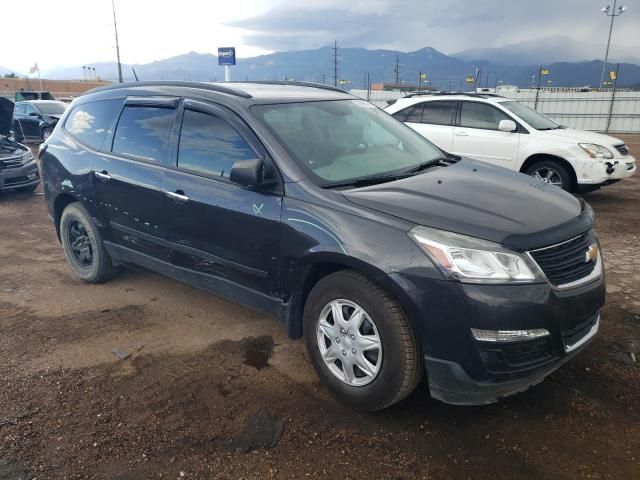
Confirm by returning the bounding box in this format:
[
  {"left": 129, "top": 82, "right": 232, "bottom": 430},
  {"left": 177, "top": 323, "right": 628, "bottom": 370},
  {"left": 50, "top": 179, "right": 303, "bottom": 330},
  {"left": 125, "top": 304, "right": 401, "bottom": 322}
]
[
  {"left": 60, "top": 202, "right": 117, "bottom": 283},
  {"left": 525, "top": 160, "right": 573, "bottom": 192},
  {"left": 303, "top": 270, "right": 422, "bottom": 410}
]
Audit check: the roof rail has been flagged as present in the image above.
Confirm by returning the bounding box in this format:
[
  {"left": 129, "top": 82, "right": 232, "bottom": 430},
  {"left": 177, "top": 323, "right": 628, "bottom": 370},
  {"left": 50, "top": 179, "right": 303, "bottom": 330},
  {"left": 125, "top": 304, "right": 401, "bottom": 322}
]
[
  {"left": 404, "top": 91, "right": 505, "bottom": 99},
  {"left": 85, "top": 81, "right": 253, "bottom": 99},
  {"left": 232, "top": 80, "right": 350, "bottom": 94}
]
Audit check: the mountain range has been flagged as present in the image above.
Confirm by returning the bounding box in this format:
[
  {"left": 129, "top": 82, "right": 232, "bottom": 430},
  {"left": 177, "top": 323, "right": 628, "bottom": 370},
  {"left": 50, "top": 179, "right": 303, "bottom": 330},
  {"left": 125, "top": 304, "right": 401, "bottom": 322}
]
[{"left": 5, "top": 39, "right": 640, "bottom": 89}]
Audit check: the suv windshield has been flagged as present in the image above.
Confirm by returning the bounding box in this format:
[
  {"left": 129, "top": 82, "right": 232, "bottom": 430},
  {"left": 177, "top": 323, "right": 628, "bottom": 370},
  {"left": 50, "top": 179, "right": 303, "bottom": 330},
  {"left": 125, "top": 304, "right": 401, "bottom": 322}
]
[
  {"left": 253, "top": 100, "right": 445, "bottom": 186},
  {"left": 35, "top": 102, "right": 67, "bottom": 115},
  {"left": 500, "top": 101, "right": 560, "bottom": 130}
]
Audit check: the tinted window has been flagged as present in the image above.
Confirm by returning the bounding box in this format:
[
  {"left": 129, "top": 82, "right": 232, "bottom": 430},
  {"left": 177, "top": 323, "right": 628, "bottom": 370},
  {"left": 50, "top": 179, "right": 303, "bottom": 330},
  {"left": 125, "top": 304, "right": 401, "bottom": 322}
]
[
  {"left": 65, "top": 99, "right": 122, "bottom": 150},
  {"left": 405, "top": 104, "right": 424, "bottom": 123},
  {"left": 392, "top": 106, "right": 413, "bottom": 122},
  {"left": 422, "top": 101, "right": 455, "bottom": 126},
  {"left": 178, "top": 109, "right": 256, "bottom": 178},
  {"left": 460, "top": 102, "right": 510, "bottom": 130},
  {"left": 112, "top": 106, "right": 175, "bottom": 162}
]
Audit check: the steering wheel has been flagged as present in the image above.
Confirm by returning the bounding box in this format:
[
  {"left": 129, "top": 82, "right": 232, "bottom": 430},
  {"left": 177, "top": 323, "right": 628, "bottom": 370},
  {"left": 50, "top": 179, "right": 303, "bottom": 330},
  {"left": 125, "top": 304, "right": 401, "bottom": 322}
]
[{"left": 344, "top": 142, "right": 369, "bottom": 156}]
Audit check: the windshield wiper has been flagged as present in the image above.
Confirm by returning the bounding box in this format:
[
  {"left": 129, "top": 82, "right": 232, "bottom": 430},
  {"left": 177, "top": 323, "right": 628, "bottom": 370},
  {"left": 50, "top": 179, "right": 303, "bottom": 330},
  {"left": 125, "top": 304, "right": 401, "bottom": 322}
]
[
  {"left": 405, "top": 155, "right": 458, "bottom": 174},
  {"left": 321, "top": 173, "right": 412, "bottom": 189}
]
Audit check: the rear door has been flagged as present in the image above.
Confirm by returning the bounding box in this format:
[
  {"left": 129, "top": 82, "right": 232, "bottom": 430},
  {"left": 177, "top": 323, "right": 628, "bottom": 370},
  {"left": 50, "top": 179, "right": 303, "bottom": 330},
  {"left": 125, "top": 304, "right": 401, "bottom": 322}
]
[
  {"left": 393, "top": 101, "right": 456, "bottom": 152},
  {"left": 162, "top": 99, "right": 283, "bottom": 296},
  {"left": 92, "top": 97, "right": 178, "bottom": 261},
  {"left": 452, "top": 101, "right": 520, "bottom": 168}
]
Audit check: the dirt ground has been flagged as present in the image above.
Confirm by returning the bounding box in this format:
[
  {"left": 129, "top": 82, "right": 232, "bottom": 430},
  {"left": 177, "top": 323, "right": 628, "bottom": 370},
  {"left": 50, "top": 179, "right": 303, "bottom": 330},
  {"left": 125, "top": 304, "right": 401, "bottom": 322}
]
[{"left": 1, "top": 136, "right": 639, "bottom": 480}]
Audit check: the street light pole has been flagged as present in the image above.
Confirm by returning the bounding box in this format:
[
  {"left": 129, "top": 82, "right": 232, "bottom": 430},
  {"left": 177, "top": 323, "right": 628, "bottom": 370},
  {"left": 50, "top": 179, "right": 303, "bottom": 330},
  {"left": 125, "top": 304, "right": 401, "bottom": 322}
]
[{"left": 599, "top": 1, "right": 626, "bottom": 88}]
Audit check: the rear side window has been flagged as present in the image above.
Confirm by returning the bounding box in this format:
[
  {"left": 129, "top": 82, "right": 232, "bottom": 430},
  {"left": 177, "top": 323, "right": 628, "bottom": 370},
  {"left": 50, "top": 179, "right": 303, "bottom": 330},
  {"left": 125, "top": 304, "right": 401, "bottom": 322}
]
[
  {"left": 422, "top": 101, "right": 455, "bottom": 126},
  {"left": 460, "top": 102, "right": 510, "bottom": 130},
  {"left": 112, "top": 106, "right": 175, "bottom": 162},
  {"left": 65, "top": 99, "right": 122, "bottom": 150},
  {"left": 177, "top": 109, "right": 256, "bottom": 178}
]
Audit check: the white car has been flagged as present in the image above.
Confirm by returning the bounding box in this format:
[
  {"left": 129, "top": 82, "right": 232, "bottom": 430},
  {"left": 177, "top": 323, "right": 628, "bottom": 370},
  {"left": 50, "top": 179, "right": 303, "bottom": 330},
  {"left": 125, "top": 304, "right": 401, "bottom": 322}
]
[{"left": 385, "top": 94, "right": 636, "bottom": 192}]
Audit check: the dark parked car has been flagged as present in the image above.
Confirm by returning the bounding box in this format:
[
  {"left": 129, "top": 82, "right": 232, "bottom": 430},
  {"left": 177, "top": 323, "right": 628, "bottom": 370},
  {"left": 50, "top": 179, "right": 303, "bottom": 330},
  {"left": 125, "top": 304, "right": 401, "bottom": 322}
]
[
  {"left": 12, "top": 100, "right": 67, "bottom": 143},
  {"left": 0, "top": 98, "right": 40, "bottom": 193},
  {"left": 40, "top": 81, "right": 605, "bottom": 410}
]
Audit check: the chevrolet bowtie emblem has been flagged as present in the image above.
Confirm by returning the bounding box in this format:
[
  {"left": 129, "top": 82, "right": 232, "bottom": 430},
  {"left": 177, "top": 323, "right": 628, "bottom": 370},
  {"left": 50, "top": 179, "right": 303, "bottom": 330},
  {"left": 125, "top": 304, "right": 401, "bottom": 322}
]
[{"left": 585, "top": 244, "right": 598, "bottom": 263}]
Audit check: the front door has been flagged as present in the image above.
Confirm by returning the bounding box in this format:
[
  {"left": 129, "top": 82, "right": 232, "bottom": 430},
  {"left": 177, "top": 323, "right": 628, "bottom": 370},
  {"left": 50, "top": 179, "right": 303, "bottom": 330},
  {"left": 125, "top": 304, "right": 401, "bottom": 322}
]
[
  {"left": 92, "top": 97, "right": 179, "bottom": 261},
  {"left": 163, "top": 100, "right": 282, "bottom": 296},
  {"left": 452, "top": 101, "right": 520, "bottom": 168}
]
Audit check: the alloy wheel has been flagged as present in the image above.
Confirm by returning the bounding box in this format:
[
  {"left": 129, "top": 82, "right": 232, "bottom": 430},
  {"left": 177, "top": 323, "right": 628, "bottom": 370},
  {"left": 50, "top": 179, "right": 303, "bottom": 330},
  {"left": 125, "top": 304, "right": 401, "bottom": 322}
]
[
  {"left": 316, "top": 299, "right": 382, "bottom": 386},
  {"left": 68, "top": 220, "right": 93, "bottom": 268},
  {"left": 531, "top": 167, "right": 563, "bottom": 187}
]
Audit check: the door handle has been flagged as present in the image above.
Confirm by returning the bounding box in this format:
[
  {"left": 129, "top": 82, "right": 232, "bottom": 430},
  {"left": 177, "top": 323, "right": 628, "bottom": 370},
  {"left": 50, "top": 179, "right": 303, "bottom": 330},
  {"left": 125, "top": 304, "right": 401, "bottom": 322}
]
[
  {"left": 165, "top": 190, "right": 190, "bottom": 203},
  {"left": 455, "top": 131, "right": 469, "bottom": 136},
  {"left": 94, "top": 171, "right": 111, "bottom": 182}
]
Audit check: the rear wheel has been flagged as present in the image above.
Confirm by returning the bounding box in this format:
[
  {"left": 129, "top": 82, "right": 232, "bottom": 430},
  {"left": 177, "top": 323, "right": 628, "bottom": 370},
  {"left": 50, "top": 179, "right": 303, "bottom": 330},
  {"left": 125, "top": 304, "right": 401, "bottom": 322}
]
[
  {"left": 60, "top": 202, "right": 117, "bottom": 283},
  {"left": 525, "top": 160, "right": 573, "bottom": 192},
  {"left": 303, "top": 270, "right": 422, "bottom": 410}
]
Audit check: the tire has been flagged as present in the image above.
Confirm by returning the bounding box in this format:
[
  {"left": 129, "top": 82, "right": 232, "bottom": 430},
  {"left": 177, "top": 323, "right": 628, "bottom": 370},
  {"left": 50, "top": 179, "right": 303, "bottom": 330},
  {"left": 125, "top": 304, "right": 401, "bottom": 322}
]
[
  {"left": 41, "top": 127, "right": 52, "bottom": 141},
  {"left": 525, "top": 159, "right": 573, "bottom": 192},
  {"left": 14, "top": 183, "right": 38, "bottom": 193},
  {"left": 303, "top": 270, "right": 422, "bottom": 410},
  {"left": 60, "top": 202, "right": 117, "bottom": 283}
]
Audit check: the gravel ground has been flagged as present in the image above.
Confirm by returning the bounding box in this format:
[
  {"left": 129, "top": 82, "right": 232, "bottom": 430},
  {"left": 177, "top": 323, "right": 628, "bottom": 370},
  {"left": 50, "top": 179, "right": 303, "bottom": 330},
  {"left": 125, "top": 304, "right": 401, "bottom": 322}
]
[{"left": 0, "top": 136, "right": 639, "bottom": 480}]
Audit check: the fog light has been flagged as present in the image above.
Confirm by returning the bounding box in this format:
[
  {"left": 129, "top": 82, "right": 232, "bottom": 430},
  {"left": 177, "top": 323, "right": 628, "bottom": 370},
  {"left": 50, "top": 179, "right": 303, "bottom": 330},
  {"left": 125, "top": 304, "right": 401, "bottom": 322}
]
[{"left": 471, "top": 328, "right": 550, "bottom": 342}]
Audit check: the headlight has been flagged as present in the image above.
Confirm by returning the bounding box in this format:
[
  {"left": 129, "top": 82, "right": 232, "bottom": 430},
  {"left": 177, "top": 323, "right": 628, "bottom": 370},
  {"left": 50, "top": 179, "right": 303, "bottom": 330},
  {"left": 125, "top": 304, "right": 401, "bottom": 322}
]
[
  {"left": 22, "top": 151, "right": 34, "bottom": 162},
  {"left": 579, "top": 143, "right": 613, "bottom": 159},
  {"left": 408, "top": 226, "right": 541, "bottom": 283}
]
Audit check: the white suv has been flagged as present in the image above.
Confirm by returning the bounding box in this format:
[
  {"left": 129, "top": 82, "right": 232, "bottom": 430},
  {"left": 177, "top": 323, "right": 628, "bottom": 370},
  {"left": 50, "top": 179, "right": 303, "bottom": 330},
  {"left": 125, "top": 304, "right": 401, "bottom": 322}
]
[{"left": 385, "top": 94, "right": 636, "bottom": 192}]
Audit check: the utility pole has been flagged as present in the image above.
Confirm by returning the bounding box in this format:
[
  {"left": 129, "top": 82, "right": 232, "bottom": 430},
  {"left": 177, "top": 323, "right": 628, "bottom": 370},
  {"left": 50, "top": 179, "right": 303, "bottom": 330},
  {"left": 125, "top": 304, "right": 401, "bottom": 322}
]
[
  {"left": 111, "top": 0, "right": 123, "bottom": 83},
  {"left": 332, "top": 40, "right": 339, "bottom": 87},
  {"left": 599, "top": 1, "right": 627, "bottom": 88},
  {"left": 394, "top": 54, "right": 400, "bottom": 84}
]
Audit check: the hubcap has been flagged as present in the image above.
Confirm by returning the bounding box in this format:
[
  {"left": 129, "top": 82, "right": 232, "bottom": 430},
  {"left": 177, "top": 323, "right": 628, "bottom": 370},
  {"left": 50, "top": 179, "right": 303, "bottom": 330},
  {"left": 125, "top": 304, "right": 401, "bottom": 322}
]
[
  {"left": 531, "top": 167, "right": 563, "bottom": 187},
  {"left": 316, "top": 299, "right": 382, "bottom": 386},
  {"left": 68, "top": 220, "right": 93, "bottom": 268}
]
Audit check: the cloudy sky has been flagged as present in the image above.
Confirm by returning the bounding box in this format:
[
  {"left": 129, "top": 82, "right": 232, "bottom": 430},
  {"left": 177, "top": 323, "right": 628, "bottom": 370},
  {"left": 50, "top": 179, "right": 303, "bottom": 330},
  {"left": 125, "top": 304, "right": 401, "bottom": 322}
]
[{"left": 1, "top": 0, "right": 638, "bottom": 72}]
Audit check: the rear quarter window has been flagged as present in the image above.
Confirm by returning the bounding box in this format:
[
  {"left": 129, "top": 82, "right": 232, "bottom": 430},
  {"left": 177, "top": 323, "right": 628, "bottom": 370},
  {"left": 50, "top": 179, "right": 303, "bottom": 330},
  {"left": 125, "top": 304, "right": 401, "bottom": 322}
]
[{"left": 65, "top": 99, "right": 123, "bottom": 150}]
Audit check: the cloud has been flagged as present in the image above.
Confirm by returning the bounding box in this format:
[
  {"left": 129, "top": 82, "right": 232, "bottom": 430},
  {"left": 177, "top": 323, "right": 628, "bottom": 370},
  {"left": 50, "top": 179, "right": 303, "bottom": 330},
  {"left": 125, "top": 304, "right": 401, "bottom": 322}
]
[{"left": 229, "top": 0, "right": 639, "bottom": 57}]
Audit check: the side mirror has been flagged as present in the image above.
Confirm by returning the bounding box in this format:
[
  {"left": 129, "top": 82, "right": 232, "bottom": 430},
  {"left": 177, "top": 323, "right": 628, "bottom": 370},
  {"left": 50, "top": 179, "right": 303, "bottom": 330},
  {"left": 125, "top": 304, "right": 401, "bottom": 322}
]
[
  {"left": 498, "top": 119, "right": 517, "bottom": 132},
  {"left": 230, "top": 158, "right": 264, "bottom": 187}
]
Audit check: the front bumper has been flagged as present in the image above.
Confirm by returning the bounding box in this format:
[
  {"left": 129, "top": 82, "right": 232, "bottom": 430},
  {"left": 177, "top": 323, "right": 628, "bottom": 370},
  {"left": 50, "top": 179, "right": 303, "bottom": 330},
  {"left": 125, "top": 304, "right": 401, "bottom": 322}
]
[
  {"left": 385, "top": 270, "right": 605, "bottom": 405},
  {"left": 571, "top": 154, "right": 636, "bottom": 185},
  {"left": 0, "top": 160, "right": 40, "bottom": 191}
]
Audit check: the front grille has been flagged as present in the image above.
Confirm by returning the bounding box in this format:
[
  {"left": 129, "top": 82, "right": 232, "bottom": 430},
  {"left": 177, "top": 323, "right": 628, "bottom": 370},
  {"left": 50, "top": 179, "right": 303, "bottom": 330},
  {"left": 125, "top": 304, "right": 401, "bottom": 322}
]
[
  {"left": 478, "top": 337, "right": 555, "bottom": 373},
  {"left": 529, "top": 231, "right": 597, "bottom": 286},
  {"left": 562, "top": 313, "right": 599, "bottom": 351},
  {"left": 0, "top": 155, "right": 25, "bottom": 170},
  {"left": 4, "top": 176, "right": 29, "bottom": 186},
  {"left": 613, "top": 144, "right": 629, "bottom": 156}
]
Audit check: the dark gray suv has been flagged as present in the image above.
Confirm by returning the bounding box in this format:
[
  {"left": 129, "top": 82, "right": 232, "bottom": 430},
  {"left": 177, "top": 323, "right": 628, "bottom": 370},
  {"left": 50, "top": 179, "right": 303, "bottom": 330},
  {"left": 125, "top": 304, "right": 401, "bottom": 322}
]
[{"left": 40, "top": 81, "right": 605, "bottom": 410}]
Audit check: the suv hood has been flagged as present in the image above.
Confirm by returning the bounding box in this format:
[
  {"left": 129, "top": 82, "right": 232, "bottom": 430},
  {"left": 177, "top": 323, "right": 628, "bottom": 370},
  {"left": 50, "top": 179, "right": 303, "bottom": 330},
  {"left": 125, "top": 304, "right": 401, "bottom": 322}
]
[
  {"left": 0, "top": 97, "right": 14, "bottom": 137},
  {"left": 343, "top": 159, "right": 586, "bottom": 250},
  {"left": 539, "top": 127, "right": 622, "bottom": 146}
]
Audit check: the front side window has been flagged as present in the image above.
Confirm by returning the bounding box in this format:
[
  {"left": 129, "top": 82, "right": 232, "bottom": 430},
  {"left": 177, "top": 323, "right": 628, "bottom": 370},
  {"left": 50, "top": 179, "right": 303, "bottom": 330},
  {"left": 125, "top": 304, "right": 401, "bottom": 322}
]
[
  {"left": 14, "top": 103, "right": 26, "bottom": 115},
  {"left": 421, "top": 101, "right": 455, "bottom": 126},
  {"left": 460, "top": 102, "right": 510, "bottom": 130},
  {"left": 65, "top": 98, "right": 122, "bottom": 150},
  {"left": 24, "top": 104, "right": 37, "bottom": 115},
  {"left": 500, "top": 101, "right": 559, "bottom": 130},
  {"left": 253, "top": 99, "right": 444, "bottom": 186},
  {"left": 112, "top": 106, "right": 175, "bottom": 162},
  {"left": 178, "top": 109, "right": 256, "bottom": 178}
]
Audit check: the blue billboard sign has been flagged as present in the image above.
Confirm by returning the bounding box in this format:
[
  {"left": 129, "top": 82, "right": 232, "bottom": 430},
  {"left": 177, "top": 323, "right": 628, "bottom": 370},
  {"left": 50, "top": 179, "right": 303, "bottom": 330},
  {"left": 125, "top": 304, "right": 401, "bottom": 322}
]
[{"left": 218, "top": 47, "right": 236, "bottom": 66}]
